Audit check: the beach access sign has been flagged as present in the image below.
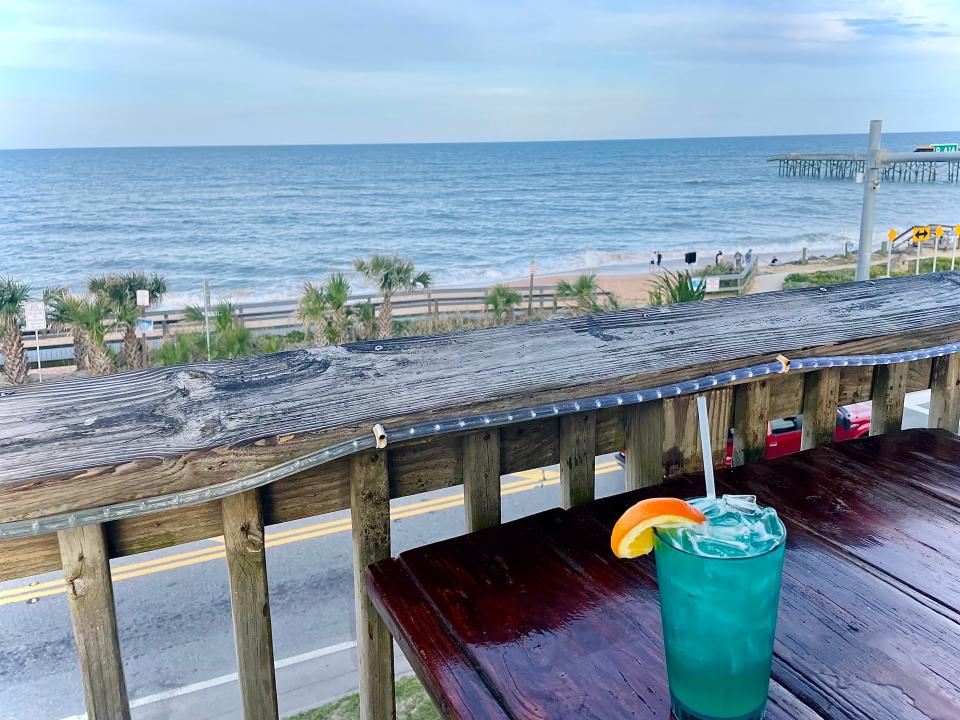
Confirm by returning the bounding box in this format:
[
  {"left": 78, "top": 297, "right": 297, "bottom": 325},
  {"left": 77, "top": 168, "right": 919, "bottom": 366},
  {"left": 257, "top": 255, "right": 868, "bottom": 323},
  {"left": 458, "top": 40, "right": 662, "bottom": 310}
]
[
  {"left": 705, "top": 277, "right": 721, "bottom": 292},
  {"left": 22, "top": 301, "right": 46, "bottom": 332},
  {"left": 135, "top": 319, "right": 154, "bottom": 334}
]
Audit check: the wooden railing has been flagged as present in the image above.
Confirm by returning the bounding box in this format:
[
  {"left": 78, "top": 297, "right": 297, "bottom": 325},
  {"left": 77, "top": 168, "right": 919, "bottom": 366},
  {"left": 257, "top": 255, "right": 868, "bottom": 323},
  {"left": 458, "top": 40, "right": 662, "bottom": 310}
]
[{"left": 2, "top": 273, "right": 960, "bottom": 719}]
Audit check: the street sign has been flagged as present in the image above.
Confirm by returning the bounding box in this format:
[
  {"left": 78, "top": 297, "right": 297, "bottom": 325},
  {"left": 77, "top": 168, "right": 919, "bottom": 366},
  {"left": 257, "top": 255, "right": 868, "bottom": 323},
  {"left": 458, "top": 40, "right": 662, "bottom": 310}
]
[
  {"left": 956, "top": 224, "right": 960, "bottom": 236},
  {"left": 136, "top": 289, "right": 150, "bottom": 308},
  {"left": 913, "top": 226, "right": 931, "bottom": 243},
  {"left": 23, "top": 301, "right": 46, "bottom": 332},
  {"left": 888, "top": 228, "right": 897, "bottom": 241},
  {"left": 936, "top": 225, "right": 944, "bottom": 238},
  {"left": 705, "top": 277, "right": 720, "bottom": 292},
  {"left": 135, "top": 319, "right": 154, "bottom": 334}
]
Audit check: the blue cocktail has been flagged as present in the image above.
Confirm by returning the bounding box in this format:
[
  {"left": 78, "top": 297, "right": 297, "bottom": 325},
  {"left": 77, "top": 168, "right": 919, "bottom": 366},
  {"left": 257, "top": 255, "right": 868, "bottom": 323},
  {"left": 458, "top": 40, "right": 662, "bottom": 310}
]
[{"left": 654, "top": 495, "right": 786, "bottom": 720}]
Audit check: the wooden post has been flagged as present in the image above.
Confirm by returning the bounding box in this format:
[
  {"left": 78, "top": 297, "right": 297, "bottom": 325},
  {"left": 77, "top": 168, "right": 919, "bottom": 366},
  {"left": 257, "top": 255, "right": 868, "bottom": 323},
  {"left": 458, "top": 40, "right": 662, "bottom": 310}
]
[
  {"left": 871, "top": 364, "right": 908, "bottom": 436},
  {"left": 222, "top": 490, "right": 279, "bottom": 720},
  {"left": 929, "top": 354, "right": 960, "bottom": 432},
  {"left": 463, "top": 429, "right": 501, "bottom": 531},
  {"left": 58, "top": 524, "right": 130, "bottom": 720},
  {"left": 623, "top": 401, "right": 664, "bottom": 490},
  {"left": 350, "top": 451, "right": 396, "bottom": 720},
  {"left": 801, "top": 368, "right": 840, "bottom": 450},
  {"left": 560, "top": 411, "right": 596, "bottom": 508},
  {"left": 732, "top": 380, "right": 770, "bottom": 466}
]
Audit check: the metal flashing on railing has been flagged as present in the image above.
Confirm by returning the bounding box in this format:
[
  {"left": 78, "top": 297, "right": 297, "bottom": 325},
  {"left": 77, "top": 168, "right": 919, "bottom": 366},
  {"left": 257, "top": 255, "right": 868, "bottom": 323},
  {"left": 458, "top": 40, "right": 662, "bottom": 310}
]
[{"left": 2, "top": 341, "right": 959, "bottom": 540}]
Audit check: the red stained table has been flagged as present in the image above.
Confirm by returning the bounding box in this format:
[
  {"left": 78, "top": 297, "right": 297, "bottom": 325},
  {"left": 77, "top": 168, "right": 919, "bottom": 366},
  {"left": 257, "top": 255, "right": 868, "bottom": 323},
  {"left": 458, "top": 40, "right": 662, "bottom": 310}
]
[{"left": 366, "top": 429, "right": 960, "bottom": 719}]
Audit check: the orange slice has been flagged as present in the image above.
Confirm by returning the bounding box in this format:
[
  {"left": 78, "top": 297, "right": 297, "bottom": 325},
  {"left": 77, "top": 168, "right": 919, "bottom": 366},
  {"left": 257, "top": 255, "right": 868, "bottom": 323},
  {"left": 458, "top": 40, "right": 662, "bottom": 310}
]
[{"left": 610, "top": 497, "right": 706, "bottom": 558}]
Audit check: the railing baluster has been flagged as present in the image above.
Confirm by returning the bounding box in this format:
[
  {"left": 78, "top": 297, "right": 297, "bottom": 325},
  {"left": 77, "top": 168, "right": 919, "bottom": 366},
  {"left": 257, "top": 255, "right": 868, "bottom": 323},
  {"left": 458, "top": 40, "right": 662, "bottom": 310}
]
[
  {"left": 222, "top": 490, "right": 279, "bottom": 720},
  {"left": 463, "top": 429, "right": 502, "bottom": 531},
  {"left": 732, "top": 379, "right": 770, "bottom": 466},
  {"left": 930, "top": 354, "right": 960, "bottom": 431},
  {"left": 624, "top": 401, "right": 664, "bottom": 489},
  {"left": 871, "top": 364, "right": 908, "bottom": 435},
  {"left": 560, "top": 411, "right": 597, "bottom": 508},
  {"left": 57, "top": 524, "right": 130, "bottom": 720},
  {"left": 350, "top": 450, "right": 396, "bottom": 720},
  {"left": 801, "top": 367, "right": 841, "bottom": 449}
]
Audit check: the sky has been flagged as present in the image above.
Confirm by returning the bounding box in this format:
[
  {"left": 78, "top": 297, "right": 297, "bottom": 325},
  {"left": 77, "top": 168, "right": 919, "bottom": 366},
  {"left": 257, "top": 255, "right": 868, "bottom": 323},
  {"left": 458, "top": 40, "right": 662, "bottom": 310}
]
[{"left": 1, "top": 0, "right": 959, "bottom": 148}]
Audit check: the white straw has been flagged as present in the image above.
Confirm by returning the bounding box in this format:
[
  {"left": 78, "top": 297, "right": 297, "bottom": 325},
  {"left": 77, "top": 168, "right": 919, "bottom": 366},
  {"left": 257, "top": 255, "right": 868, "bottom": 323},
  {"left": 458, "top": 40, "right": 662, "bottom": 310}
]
[{"left": 696, "top": 395, "right": 717, "bottom": 500}]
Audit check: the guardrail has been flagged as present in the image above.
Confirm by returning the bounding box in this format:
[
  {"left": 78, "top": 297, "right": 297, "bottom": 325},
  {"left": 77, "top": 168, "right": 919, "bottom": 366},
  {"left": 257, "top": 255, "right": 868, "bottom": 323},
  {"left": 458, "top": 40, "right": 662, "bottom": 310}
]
[{"left": 2, "top": 273, "right": 959, "bottom": 719}]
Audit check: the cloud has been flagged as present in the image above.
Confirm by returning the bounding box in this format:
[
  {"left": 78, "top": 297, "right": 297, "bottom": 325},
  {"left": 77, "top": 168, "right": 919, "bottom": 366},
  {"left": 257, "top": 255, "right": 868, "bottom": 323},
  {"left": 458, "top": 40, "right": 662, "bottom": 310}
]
[{"left": 1, "top": 0, "right": 959, "bottom": 147}]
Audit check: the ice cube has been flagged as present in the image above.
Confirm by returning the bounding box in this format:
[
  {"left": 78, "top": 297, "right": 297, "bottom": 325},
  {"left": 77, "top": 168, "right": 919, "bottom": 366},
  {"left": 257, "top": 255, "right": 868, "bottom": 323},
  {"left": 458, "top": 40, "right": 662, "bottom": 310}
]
[{"left": 722, "top": 494, "right": 760, "bottom": 513}]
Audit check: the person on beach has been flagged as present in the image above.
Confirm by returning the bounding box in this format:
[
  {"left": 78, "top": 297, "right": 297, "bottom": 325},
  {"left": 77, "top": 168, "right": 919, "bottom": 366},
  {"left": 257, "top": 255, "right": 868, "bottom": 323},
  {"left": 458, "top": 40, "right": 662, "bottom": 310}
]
[
  {"left": 715, "top": 250, "right": 723, "bottom": 266},
  {"left": 770, "top": 256, "right": 780, "bottom": 266},
  {"left": 734, "top": 250, "right": 743, "bottom": 270},
  {"left": 656, "top": 251, "right": 662, "bottom": 267},
  {"left": 650, "top": 252, "right": 656, "bottom": 268}
]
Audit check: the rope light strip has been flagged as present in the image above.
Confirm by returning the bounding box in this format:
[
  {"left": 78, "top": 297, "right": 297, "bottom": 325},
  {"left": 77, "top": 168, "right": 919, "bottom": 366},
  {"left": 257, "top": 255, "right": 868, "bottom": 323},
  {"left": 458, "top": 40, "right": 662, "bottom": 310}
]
[{"left": 3, "top": 341, "right": 958, "bottom": 540}]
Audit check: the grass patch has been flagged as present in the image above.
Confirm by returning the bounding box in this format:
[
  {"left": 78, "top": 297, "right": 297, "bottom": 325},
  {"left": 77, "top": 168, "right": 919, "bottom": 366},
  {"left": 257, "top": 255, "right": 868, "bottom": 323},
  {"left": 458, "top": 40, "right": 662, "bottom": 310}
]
[
  {"left": 782, "top": 257, "right": 956, "bottom": 290},
  {"left": 288, "top": 675, "right": 441, "bottom": 720}
]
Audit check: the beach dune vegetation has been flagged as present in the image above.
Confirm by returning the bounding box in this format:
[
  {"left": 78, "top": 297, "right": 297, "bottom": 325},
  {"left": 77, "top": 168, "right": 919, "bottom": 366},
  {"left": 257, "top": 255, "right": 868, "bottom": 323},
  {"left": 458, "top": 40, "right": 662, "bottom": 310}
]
[
  {"left": 648, "top": 270, "right": 706, "bottom": 306},
  {"left": 556, "top": 274, "right": 619, "bottom": 315},
  {"left": 298, "top": 272, "right": 355, "bottom": 344},
  {"left": 353, "top": 255, "right": 431, "bottom": 339},
  {"left": 0, "top": 277, "right": 32, "bottom": 385},
  {"left": 484, "top": 285, "right": 522, "bottom": 324},
  {"left": 184, "top": 300, "right": 252, "bottom": 359}
]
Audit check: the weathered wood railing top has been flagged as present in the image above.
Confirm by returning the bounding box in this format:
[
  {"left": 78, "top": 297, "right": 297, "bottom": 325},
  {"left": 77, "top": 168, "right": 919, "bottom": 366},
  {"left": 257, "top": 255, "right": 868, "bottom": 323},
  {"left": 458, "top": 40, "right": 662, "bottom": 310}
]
[{"left": 2, "top": 272, "right": 960, "bottom": 524}]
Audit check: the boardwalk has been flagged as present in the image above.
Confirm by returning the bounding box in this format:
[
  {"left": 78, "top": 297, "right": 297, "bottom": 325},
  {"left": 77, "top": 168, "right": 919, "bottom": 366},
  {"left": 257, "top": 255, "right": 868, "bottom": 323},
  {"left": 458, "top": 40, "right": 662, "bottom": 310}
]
[{"left": 769, "top": 152, "right": 960, "bottom": 183}]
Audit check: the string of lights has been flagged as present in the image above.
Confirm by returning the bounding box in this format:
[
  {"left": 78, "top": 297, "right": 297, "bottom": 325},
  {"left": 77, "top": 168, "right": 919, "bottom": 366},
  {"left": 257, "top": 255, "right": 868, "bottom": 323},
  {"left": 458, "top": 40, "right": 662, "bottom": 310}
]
[{"left": 3, "top": 340, "right": 958, "bottom": 540}]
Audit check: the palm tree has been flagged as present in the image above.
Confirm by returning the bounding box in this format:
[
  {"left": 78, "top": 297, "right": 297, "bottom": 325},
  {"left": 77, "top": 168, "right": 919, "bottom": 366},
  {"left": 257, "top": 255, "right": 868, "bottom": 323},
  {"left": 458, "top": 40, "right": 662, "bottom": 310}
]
[
  {"left": 556, "top": 274, "right": 621, "bottom": 315},
  {"left": 648, "top": 270, "right": 706, "bottom": 306},
  {"left": 0, "top": 278, "right": 31, "bottom": 384},
  {"left": 352, "top": 255, "right": 431, "bottom": 339},
  {"left": 323, "top": 272, "right": 352, "bottom": 344},
  {"left": 297, "top": 282, "right": 329, "bottom": 341},
  {"left": 484, "top": 285, "right": 522, "bottom": 324},
  {"left": 76, "top": 298, "right": 116, "bottom": 375},
  {"left": 46, "top": 289, "right": 88, "bottom": 371},
  {"left": 87, "top": 272, "right": 166, "bottom": 369}
]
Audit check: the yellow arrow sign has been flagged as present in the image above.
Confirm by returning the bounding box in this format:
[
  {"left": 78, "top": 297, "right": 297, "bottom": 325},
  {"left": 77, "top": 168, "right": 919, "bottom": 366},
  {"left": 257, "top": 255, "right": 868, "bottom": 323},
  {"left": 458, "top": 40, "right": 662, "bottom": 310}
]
[
  {"left": 913, "top": 225, "right": 931, "bottom": 243},
  {"left": 936, "top": 225, "right": 944, "bottom": 238},
  {"left": 888, "top": 228, "right": 897, "bottom": 241}
]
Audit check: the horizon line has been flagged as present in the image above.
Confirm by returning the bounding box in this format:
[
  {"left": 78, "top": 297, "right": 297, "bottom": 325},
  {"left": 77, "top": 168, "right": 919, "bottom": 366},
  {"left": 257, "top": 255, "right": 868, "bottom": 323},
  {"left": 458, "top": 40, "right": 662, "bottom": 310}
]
[{"left": 3, "top": 128, "right": 959, "bottom": 153}]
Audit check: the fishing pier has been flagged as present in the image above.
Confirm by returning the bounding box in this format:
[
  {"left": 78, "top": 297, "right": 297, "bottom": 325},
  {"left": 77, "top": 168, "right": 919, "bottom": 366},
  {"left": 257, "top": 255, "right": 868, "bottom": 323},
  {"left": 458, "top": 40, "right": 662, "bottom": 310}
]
[{"left": 769, "top": 151, "right": 960, "bottom": 182}]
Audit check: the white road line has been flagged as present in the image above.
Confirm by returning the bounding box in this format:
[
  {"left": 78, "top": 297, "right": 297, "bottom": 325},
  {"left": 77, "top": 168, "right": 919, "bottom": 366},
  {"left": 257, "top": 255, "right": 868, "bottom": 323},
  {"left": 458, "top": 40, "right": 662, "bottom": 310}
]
[{"left": 58, "top": 639, "right": 357, "bottom": 719}]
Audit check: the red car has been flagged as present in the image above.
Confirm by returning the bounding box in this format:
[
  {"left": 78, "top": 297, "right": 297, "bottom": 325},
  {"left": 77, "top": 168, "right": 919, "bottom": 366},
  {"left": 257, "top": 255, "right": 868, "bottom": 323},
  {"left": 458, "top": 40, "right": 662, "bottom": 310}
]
[
  {"left": 616, "top": 402, "right": 871, "bottom": 467},
  {"left": 723, "top": 402, "right": 872, "bottom": 465}
]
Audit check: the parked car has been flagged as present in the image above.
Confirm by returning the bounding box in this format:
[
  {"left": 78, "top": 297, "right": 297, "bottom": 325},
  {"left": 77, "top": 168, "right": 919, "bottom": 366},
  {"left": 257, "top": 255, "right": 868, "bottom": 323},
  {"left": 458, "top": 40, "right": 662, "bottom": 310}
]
[{"left": 615, "top": 402, "right": 871, "bottom": 467}]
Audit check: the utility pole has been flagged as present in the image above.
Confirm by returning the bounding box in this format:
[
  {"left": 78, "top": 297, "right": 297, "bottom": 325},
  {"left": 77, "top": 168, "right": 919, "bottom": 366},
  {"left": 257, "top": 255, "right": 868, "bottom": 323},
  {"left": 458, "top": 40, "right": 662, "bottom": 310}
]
[
  {"left": 528, "top": 260, "right": 537, "bottom": 316},
  {"left": 856, "top": 120, "right": 882, "bottom": 281},
  {"left": 203, "top": 279, "right": 212, "bottom": 362}
]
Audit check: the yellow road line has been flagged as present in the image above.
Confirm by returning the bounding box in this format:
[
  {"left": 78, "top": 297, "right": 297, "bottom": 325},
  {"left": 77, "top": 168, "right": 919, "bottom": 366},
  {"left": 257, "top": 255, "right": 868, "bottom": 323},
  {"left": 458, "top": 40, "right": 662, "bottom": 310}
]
[{"left": 0, "top": 462, "right": 621, "bottom": 607}]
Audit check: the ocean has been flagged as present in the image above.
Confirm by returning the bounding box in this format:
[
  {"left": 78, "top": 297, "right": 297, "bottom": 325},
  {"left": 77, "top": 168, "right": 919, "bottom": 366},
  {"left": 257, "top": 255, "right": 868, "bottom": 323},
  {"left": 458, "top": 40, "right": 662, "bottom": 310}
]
[{"left": 1, "top": 132, "right": 957, "bottom": 308}]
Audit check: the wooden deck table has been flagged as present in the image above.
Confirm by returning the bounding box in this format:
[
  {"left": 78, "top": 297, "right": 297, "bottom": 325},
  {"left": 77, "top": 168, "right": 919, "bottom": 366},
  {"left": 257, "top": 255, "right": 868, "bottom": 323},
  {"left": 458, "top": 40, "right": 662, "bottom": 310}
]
[{"left": 366, "top": 429, "right": 960, "bottom": 719}]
